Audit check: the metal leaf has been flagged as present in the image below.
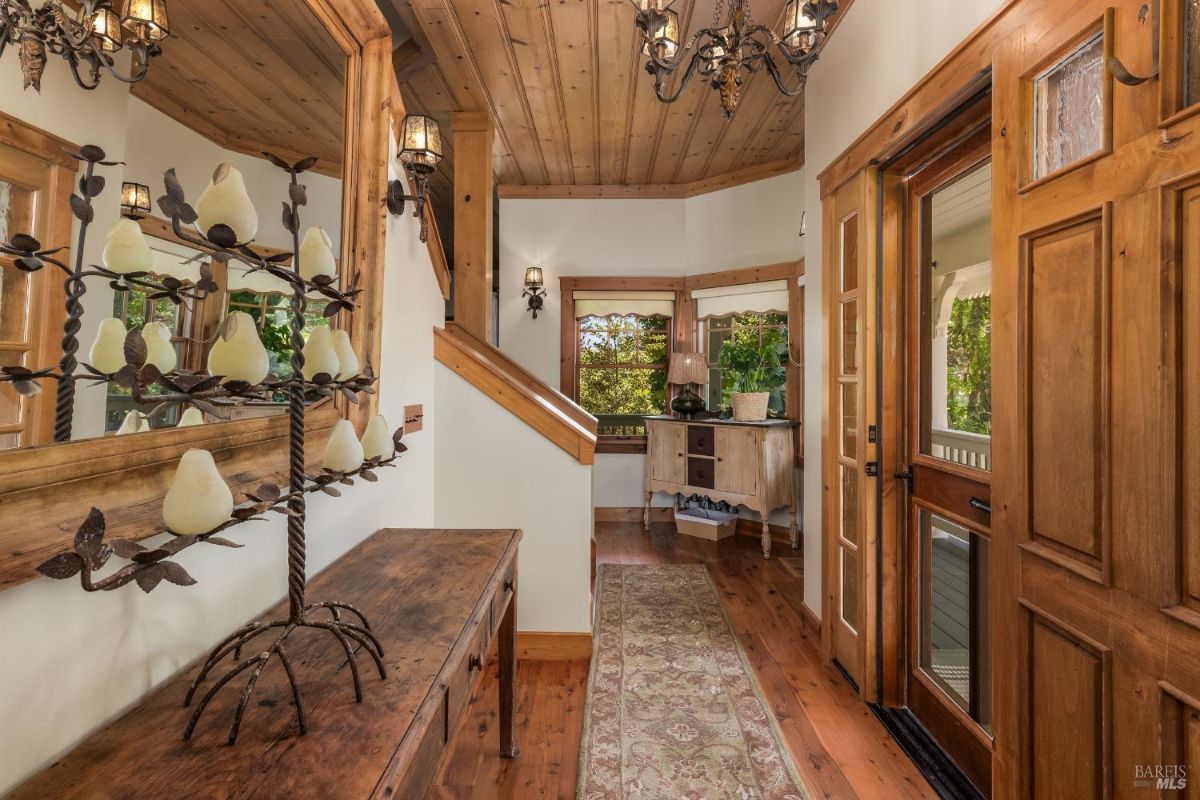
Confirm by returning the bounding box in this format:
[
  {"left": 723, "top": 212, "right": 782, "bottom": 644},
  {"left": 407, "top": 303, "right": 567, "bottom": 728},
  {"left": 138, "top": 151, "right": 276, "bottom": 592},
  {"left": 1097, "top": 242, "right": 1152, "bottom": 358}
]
[
  {"left": 256, "top": 483, "right": 281, "bottom": 501},
  {"left": 135, "top": 564, "right": 166, "bottom": 593},
  {"left": 205, "top": 536, "right": 243, "bottom": 549},
  {"left": 123, "top": 330, "right": 147, "bottom": 368},
  {"left": 69, "top": 194, "right": 93, "bottom": 224},
  {"left": 281, "top": 202, "right": 297, "bottom": 234},
  {"left": 12, "top": 379, "right": 41, "bottom": 397},
  {"left": 293, "top": 156, "right": 319, "bottom": 173},
  {"left": 110, "top": 540, "right": 147, "bottom": 559},
  {"left": 320, "top": 485, "right": 342, "bottom": 497},
  {"left": 37, "top": 552, "right": 84, "bottom": 580},
  {"left": 187, "top": 374, "right": 223, "bottom": 394},
  {"left": 132, "top": 548, "right": 171, "bottom": 564},
  {"left": 10, "top": 233, "right": 40, "bottom": 252},
  {"left": 81, "top": 174, "right": 105, "bottom": 198},
  {"left": 178, "top": 203, "right": 198, "bottom": 225},
  {"left": 267, "top": 251, "right": 293, "bottom": 264},
  {"left": 206, "top": 224, "right": 237, "bottom": 248},
  {"left": 73, "top": 507, "right": 108, "bottom": 569},
  {"left": 289, "top": 182, "right": 308, "bottom": 207},
  {"left": 79, "top": 144, "right": 106, "bottom": 162},
  {"left": 262, "top": 152, "right": 291, "bottom": 171},
  {"left": 159, "top": 561, "right": 197, "bottom": 587},
  {"left": 156, "top": 194, "right": 180, "bottom": 220}
]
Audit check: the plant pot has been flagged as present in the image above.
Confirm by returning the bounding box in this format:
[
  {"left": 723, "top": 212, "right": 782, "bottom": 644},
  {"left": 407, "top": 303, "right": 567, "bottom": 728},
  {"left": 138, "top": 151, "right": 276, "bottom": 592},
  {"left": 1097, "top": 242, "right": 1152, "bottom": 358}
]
[{"left": 731, "top": 392, "right": 770, "bottom": 421}]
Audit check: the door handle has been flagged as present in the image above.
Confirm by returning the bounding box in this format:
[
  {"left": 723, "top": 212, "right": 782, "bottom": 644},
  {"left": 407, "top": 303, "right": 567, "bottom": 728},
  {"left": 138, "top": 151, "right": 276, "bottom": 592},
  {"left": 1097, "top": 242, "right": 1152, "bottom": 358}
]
[{"left": 969, "top": 497, "right": 991, "bottom": 515}]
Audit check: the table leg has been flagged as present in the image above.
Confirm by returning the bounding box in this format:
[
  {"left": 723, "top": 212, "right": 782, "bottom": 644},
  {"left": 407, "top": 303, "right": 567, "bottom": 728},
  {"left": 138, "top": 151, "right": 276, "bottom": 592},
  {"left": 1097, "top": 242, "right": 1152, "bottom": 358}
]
[
  {"left": 761, "top": 517, "right": 771, "bottom": 559},
  {"left": 643, "top": 491, "right": 652, "bottom": 532},
  {"left": 789, "top": 509, "right": 799, "bottom": 550},
  {"left": 499, "top": 581, "right": 517, "bottom": 758}
]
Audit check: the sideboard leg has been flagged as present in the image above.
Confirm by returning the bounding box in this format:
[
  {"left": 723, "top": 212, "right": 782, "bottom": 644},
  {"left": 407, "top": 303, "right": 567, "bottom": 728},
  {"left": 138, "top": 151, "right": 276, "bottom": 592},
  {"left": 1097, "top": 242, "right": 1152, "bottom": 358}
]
[
  {"left": 761, "top": 518, "right": 771, "bottom": 559},
  {"left": 499, "top": 583, "right": 518, "bottom": 758},
  {"left": 789, "top": 510, "right": 799, "bottom": 550},
  {"left": 643, "top": 492, "right": 652, "bottom": 532}
]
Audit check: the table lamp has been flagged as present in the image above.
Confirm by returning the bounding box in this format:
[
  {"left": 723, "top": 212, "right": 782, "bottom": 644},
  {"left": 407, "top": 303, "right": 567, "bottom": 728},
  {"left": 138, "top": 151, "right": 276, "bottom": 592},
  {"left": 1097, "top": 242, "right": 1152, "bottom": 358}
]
[{"left": 668, "top": 351, "right": 708, "bottom": 418}]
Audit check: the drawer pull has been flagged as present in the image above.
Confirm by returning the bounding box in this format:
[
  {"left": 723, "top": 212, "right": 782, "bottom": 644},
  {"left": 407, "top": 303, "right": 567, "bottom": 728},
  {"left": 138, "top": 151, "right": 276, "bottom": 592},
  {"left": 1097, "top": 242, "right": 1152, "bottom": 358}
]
[
  {"left": 468, "top": 654, "right": 482, "bottom": 672},
  {"left": 504, "top": 579, "right": 514, "bottom": 593}
]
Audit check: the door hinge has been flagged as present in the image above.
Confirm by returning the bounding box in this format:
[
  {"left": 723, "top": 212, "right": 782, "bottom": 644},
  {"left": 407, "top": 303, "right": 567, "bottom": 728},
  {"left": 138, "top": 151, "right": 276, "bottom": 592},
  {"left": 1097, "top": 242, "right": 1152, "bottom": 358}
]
[
  {"left": 865, "top": 462, "right": 879, "bottom": 478},
  {"left": 894, "top": 468, "right": 914, "bottom": 491}
]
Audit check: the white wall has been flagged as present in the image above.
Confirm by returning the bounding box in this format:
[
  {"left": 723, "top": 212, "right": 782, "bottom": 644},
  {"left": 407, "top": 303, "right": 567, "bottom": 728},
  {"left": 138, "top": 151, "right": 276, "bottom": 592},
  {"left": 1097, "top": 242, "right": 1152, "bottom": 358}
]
[
  {"left": 800, "top": 0, "right": 1007, "bottom": 614},
  {"left": 0, "top": 135, "right": 443, "bottom": 795},
  {"left": 434, "top": 365, "right": 593, "bottom": 633},
  {"left": 498, "top": 169, "right": 805, "bottom": 511}
]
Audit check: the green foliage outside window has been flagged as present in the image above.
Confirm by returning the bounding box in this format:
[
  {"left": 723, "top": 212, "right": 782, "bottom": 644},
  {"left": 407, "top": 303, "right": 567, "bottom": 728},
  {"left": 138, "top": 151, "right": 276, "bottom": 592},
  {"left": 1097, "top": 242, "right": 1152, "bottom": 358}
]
[
  {"left": 227, "top": 290, "right": 326, "bottom": 380},
  {"left": 577, "top": 314, "right": 670, "bottom": 436},
  {"left": 945, "top": 296, "right": 992, "bottom": 435}
]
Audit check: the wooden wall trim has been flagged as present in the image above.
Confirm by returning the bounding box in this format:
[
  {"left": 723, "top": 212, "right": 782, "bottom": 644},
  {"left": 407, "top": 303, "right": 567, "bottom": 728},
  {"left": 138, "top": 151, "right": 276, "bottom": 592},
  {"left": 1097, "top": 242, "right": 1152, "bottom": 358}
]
[
  {"left": 498, "top": 156, "right": 804, "bottom": 201},
  {"left": 434, "top": 323, "right": 598, "bottom": 465},
  {"left": 595, "top": 506, "right": 673, "bottom": 523},
  {"left": 683, "top": 260, "right": 799, "bottom": 291},
  {"left": 516, "top": 631, "right": 593, "bottom": 660}
]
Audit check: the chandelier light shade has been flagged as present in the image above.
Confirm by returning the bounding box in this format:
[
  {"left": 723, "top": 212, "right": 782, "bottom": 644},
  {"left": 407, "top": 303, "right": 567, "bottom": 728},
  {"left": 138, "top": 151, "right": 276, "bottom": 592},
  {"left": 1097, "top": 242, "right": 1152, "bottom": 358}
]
[
  {"left": 120, "top": 181, "right": 151, "bottom": 217},
  {"left": 0, "top": 0, "right": 169, "bottom": 92},
  {"left": 632, "top": 0, "right": 838, "bottom": 119},
  {"left": 121, "top": 0, "right": 170, "bottom": 41},
  {"left": 398, "top": 114, "right": 444, "bottom": 173}
]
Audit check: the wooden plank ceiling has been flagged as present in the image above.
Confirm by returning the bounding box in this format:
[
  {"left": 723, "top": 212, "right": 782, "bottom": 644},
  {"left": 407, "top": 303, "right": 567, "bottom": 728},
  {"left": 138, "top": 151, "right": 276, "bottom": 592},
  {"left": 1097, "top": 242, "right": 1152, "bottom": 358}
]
[
  {"left": 390, "top": 0, "right": 853, "bottom": 257},
  {"left": 131, "top": 0, "right": 347, "bottom": 178}
]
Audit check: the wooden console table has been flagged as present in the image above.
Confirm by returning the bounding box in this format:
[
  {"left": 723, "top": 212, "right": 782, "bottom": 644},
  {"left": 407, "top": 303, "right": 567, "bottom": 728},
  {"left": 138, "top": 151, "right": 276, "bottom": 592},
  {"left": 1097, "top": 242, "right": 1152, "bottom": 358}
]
[
  {"left": 645, "top": 416, "right": 798, "bottom": 558},
  {"left": 12, "top": 528, "right": 520, "bottom": 800}
]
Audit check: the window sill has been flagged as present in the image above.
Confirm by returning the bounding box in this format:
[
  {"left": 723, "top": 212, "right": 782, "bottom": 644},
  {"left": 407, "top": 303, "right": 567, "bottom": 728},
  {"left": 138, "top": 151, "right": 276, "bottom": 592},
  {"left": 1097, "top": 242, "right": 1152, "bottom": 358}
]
[{"left": 596, "top": 436, "right": 647, "bottom": 455}]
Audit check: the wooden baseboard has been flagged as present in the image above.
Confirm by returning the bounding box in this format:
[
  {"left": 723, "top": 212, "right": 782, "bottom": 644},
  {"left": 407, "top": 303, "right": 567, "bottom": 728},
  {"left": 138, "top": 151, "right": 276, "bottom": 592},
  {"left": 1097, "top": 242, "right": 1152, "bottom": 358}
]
[
  {"left": 800, "top": 602, "right": 821, "bottom": 639},
  {"left": 516, "top": 632, "right": 593, "bottom": 660},
  {"left": 734, "top": 518, "right": 795, "bottom": 546},
  {"left": 594, "top": 507, "right": 672, "bottom": 523}
]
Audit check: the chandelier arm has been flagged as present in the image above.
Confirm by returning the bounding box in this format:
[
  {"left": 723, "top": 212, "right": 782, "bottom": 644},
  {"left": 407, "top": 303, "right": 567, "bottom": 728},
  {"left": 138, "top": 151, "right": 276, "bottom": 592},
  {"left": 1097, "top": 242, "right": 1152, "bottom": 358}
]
[
  {"left": 760, "top": 52, "right": 808, "bottom": 98},
  {"left": 651, "top": 51, "right": 705, "bottom": 104},
  {"left": 643, "top": 25, "right": 716, "bottom": 73}
]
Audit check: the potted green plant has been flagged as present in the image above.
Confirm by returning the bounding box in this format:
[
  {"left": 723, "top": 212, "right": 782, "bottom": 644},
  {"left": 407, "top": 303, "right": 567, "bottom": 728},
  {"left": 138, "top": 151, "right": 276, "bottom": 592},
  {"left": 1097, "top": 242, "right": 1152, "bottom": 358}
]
[{"left": 717, "top": 337, "right": 787, "bottom": 421}]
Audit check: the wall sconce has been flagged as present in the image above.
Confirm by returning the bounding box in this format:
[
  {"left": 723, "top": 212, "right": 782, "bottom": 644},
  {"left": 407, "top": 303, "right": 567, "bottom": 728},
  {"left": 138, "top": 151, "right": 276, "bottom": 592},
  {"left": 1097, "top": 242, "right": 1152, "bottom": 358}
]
[
  {"left": 120, "top": 181, "right": 151, "bottom": 218},
  {"left": 523, "top": 266, "right": 547, "bottom": 319},
  {"left": 387, "top": 114, "right": 443, "bottom": 243}
]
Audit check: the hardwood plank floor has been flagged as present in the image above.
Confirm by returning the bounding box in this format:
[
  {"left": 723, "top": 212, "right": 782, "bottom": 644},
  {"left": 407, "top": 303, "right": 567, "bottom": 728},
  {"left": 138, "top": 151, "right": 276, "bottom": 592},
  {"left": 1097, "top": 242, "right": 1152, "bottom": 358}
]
[{"left": 431, "top": 521, "right": 938, "bottom": 799}]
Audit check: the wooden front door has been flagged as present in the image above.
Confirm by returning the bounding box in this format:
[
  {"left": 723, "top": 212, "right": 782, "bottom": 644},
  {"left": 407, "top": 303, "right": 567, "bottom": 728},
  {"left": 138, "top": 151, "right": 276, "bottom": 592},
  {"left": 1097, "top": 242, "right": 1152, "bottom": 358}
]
[{"left": 991, "top": 2, "right": 1200, "bottom": 796}]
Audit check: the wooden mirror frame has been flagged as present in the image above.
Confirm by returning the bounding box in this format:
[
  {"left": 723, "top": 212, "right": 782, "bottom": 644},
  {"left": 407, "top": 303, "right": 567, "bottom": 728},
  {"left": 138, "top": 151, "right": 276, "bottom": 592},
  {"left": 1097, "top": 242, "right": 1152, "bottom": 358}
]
[{"left": 0, "top": 0, "right": 393, "bottom": 592}]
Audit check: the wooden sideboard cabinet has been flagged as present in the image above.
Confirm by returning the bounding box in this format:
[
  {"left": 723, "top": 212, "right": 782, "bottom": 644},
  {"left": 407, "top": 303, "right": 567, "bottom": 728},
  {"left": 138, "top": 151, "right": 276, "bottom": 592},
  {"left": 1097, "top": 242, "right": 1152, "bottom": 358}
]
[{"left": 644, "top": 416, "right": 798, "bottom": 558}]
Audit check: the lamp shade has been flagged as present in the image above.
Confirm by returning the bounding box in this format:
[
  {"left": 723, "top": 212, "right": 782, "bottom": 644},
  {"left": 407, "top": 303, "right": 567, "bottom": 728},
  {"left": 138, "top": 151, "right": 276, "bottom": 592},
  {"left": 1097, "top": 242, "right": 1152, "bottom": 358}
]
[
  {"left": 121, "top": 181, "right": 151, "bottom": 216},
  {"left": 668, "top": 351, "right": 707, "bottom": 386},
  {"left": 524, "top": 266, "right": 544, "bottom": 288},
  {"left": 781, "top": 0, "right": 820, "bottom": 51},
  {"left": 641, "top": 8, "right": 680, "bottom": 58},
  {"left": 89, "top": 8, "right": 123, "bottom": 52},
  {"left": 398, "top": 115, "right": 443, "bottom": 172},
  {"left": 121, "top": 0, "right": 169, "bottom": 41}
]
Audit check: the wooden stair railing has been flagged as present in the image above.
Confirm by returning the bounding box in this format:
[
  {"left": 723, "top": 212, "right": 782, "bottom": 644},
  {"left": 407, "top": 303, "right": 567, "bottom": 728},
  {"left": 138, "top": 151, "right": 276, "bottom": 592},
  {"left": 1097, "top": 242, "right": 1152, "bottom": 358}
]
[{"left": 434, "top": 323, "right": 598, "bottom": 465}]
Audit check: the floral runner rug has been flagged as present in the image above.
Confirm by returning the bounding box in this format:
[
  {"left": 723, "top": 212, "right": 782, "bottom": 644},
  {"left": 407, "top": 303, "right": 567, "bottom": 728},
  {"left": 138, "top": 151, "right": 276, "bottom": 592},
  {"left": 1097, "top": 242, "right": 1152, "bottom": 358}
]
[{"left": 578, "top": 563, "right": 810, "bottom": 800}]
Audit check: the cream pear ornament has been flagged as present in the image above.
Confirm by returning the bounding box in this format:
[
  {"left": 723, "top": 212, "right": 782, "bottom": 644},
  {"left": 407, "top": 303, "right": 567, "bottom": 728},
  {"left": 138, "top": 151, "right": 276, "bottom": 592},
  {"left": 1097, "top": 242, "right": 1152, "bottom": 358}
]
[
  {"left": 89, "top": 317, "right": 128, "bottom": 374},
  {"left": 142, "top": 321, "right": 177, "bottom": 373},
  {"left": 302, "top": 326, "right": 339, "bottom": 380},
  {"left": 116, "top": 410, "right": 150, "bottom": 435},
  {"left": 177, "top": 407, "right": 205, "bottom": 427},
  {"left": 360, "top": 415, "right": 394, "bottom": 461},
  {"left": 207, "top": 311, "right": 269, "bottom": 385},
  {"left": 323, "top": 419, "right": 364, "bottom": 472},
  {"left": 162, "top": 449, "right": 235, "bottom": 536},
  {"left": 331, "top": 329, "right": 358, "bottom": 380},
  {"left": 102, "top": 218, "right": 153, "bottom": 275},
  {"left": 196, "top": 163, "right": 259, "bottom": 243},
  {"left": 299, "top": 227, "right": 337, "bottom": 283}
]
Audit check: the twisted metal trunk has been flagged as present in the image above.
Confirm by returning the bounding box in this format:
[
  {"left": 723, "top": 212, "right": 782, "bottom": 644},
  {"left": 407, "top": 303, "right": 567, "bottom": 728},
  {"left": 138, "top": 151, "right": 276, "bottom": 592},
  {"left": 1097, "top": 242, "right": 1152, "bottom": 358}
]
[
  {"left": 53, "top": 158, "right": 97, "bottom": 442},
  {"left": 285, "top": 171, "right": 307, "bottom": 623}
]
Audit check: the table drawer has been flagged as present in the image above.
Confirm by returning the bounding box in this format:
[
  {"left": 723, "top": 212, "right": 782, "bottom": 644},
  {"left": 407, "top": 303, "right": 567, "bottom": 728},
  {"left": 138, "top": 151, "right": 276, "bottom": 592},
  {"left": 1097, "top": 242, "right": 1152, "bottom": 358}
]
[
  {"left": 687, "top": 425, "right": 715, "bottom": 456},
  {"left": 491, "top": 564, "right": 515, "bottom": 632},
  {"left": 687, "top": 457, "right": 715, "bottom": 490},
  {"left": 445, "top": 617, "right": 489, "bottom": 742}
]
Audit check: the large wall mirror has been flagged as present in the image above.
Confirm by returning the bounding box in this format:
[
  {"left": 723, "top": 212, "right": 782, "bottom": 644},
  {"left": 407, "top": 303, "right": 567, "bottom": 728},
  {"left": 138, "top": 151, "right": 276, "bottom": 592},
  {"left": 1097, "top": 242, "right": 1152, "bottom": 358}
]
[{"left": 0, "top": 0, "right": 351, "bottom": 450}]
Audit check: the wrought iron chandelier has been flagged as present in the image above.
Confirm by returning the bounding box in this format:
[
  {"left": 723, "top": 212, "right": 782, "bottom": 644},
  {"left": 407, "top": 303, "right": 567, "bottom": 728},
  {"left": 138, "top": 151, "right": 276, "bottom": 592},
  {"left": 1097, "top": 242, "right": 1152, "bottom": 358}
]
[
  {"left": 632, "top": 0, "right": 837, "bottom": 118},
  {"left": 0, "top": 0, "right": 169, "bottom": 92}
]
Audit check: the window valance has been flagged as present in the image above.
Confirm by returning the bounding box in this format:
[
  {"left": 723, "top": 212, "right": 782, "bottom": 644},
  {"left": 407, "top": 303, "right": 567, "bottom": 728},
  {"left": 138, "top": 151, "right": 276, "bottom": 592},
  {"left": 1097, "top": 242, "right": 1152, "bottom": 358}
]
[
  {"left": 573, "top": 290, "right": 675, "bottom": 318},
  {"left": 692, "top": 280, "right": 789, "bottom": 318}
]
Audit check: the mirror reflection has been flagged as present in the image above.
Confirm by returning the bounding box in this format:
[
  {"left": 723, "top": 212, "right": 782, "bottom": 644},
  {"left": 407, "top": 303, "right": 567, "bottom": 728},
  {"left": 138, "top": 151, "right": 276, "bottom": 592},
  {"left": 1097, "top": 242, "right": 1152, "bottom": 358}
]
[{"left": 0, "top": 0, "right": 347, "bottom": 450}]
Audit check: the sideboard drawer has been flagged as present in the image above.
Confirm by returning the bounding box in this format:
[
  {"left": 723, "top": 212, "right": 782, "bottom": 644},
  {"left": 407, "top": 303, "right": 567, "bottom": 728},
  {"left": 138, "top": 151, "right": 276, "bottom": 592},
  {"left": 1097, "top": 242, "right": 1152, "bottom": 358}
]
[
  {"left": 687, "top": 457, "right": 715, "bottom": 489},
  {"left": 687, "top": 425, "right": 715, "bottom": 456},
  {"left": 446, "top": 617, "right": 489, "bottom": 742}
]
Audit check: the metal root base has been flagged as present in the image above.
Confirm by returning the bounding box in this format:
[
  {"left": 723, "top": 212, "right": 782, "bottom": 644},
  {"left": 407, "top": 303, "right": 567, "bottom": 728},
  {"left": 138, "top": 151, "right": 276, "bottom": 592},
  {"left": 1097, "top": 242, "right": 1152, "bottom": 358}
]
[{"left": 182, "top": 601, "right": 386, "bottom": 745}]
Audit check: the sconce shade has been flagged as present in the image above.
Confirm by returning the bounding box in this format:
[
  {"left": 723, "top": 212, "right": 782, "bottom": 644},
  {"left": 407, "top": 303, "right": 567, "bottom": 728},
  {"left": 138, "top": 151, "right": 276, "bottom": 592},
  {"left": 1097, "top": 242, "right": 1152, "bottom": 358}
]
[
  {"left": 162, "top": 449, "right": 234, "bottom": 536},
  {"left": 89, "top": 317, "right": 128, "bottom": 374},
  {"left": 398, "top": 114, "right": 443, "bottom": 171},
  {"left": 331, "top": 329, "right": 358, "bottom": 380},
  {"left": 299, "top": 227, "right": 337, "bottom": 283},
  {"left": 90, "top": 8, "right": 124, "bottom": 52},
  {"left": 120, "top": 181, "right": 151, "bottom": 216},
  {"left": 781, "top": 0, "right": 818, "bottom": 51},
  {"left": 121, "top": 0, "right": 170, "bottom": 41},
  {"left": 302, "top": 326, "right": 340, "bottom": 380},
  {"left": 196, "top": 163, "right": 258, "bottom": 243},
  {"left": 323, "top": 419, "right": 365, "bottom": 473},
  {"left": 142, "top": 321, "right": 177, "bottom": 373},
  {"left": 207, "top": 311, "right": 269, "bottom": 385},
  {"left": 177, "top": 407, "right": 204, "bottom": 427},
  {"left": 524, "top": 266, "right": 544, "bottom": 288},
  {"left": 103, "top": 217, "right": 152, "bottom": 275},
  {"left": 361, "top": 415, "right": 394, "bottom": 461},
  {"left": 668, "top": 351, "right": 708, "bottom": 386},
  {"left": 641, "top": 8, "right": 680, "bottom": 58},
  {"left": 116, "top": 410, "right": 149, "bottom": 435}
]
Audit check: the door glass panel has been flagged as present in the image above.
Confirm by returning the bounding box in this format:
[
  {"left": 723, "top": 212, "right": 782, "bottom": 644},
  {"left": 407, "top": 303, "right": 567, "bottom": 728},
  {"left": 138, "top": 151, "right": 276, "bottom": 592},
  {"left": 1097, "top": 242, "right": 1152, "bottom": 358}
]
[
  {"left": 921, "top": 162, "right": 992, "bottom": 471},
  {"left": 840, "top": 465, "right": 859, "bottom": 545},
  {"left": 841, "top": 547, "right": 860, "bottom": 632},
  {"left": 841, "top": 300, "right": 858, "bottom": 375},
  {"left": 841, "top": 382, "right": 857, "bottom": 459},
  {"left": 841, "top": 213, "right": 858, "bottom": 292},
  {"left": 1187, "top": 0, "right": 1200, "bottom": 107},
  {"left": 1033, "top": 31, "right": 1105, "bottom": 180},
  {"left": 919, "top": 510, "right": 992, "bottom": 735}
]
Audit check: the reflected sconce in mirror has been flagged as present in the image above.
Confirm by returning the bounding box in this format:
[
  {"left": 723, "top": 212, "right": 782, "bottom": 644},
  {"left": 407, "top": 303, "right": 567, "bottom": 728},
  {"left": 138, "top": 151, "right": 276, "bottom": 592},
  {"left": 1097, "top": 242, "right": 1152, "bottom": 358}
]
[
  {"left": 0, "top": 0, "right": 169, "bottom": 92},
  {"left": 668, "top": 351, "right": 708, "bottom": 418},
  {"left": 522, "top": 266, "right": 547, "bottom": 319},
  {"left": 387, "top": 114, "right": 443, "bottom": 243},
  {"left": 120, "top": 181, "right": 151, "bottom": 218}
]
